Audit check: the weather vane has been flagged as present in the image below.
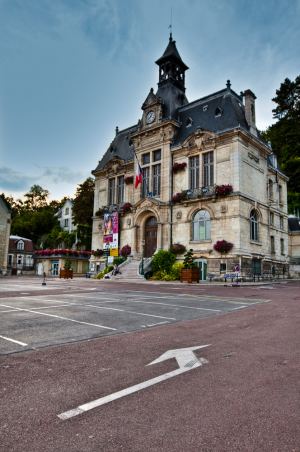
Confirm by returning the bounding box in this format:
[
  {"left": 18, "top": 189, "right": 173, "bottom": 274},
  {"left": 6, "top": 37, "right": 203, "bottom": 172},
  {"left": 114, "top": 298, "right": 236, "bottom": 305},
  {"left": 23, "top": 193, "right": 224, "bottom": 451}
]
[{"left": 168, "top": 7, "right": 172, "bottom": 39}]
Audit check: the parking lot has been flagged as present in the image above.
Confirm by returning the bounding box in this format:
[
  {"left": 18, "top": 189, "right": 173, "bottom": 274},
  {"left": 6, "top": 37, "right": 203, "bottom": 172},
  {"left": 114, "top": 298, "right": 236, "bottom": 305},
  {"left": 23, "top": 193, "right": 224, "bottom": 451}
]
[{"left": 0, "top": 286, "right": 269, "bottom": 355}]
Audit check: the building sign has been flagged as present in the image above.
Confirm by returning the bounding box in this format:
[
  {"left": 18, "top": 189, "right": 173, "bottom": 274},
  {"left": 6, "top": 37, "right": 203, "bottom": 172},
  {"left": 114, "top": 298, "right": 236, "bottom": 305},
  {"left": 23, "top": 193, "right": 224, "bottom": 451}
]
[
  {"left": 110, "top": 248, "right": 118, "bottom": 257},
  {"left": 103, "top": 212, "right": 119, "bottom": 252}
]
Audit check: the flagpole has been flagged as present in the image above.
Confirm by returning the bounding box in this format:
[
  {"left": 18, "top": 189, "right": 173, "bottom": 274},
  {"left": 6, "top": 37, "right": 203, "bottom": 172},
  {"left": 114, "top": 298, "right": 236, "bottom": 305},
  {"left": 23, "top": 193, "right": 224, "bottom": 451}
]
[{"left": 130, "top": 138, "right": 150, "bottom": 197}]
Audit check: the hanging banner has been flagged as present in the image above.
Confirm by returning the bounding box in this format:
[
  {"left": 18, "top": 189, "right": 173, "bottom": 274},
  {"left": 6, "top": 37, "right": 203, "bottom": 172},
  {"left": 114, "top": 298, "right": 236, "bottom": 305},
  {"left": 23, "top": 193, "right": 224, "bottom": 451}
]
[{"left": 103, "top": 212, "right": 119, "bottom": 252}]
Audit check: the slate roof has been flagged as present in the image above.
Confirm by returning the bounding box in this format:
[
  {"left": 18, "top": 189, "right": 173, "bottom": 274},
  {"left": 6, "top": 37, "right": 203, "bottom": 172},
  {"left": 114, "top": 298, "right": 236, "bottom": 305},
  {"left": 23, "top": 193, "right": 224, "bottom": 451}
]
[
  {"left": 92, "top": 125, "right": 138, "bottom": 172},
  {"left": 267, "top": 154, "right": 287, "bottom": 178},
  {"left": 155, "top": 36, "right": 189, "bottom": 70},
  {"left": 55, "top": 198, "right": 74, "bottom": 217},
  {"left": 156, "top": 82, "right": 189, "bottom": 120},
  {"left": 288, "top": 216, "right": 300, "bottom": 232}
]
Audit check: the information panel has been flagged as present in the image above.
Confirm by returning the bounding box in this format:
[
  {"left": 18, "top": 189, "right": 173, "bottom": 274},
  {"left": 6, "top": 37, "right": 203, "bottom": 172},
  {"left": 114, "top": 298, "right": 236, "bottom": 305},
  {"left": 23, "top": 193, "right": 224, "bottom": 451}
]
[{"left": 103, "top": 212, "right": 119, "bottom": 253}]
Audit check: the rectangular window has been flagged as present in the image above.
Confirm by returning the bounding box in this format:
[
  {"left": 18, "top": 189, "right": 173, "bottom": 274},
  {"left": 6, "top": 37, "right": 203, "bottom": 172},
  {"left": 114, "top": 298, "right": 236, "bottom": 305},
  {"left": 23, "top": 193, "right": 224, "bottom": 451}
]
[
  {"left": 203, "top": 151, "right": 214, "bottom": 186},
  {"left": 153, "top": 150, "right": 161, "bottom": 162},
  {"left": 271, "top": 236, "right": 275, "bottom": 253},
  {"left": 220, "top": 263, "right": 226, "bottom": 272},
  {"left": 108, "top": 178, "right": 115, "bottom": 205},
  {"left": 280, "top": 239, "right": 284, "bottom": 255},
  {"left": 142, "top": 153, "right": 150, "bottom": 165},
  {"left": 279, "top": 185, "right": 282, "bottom": 204},
  {"left": 8, "top": 255, "right": 13, "bottom": 266},
  {"left": 269, "top": 179, "right": 273, "bottom": 199},
  {"left": 17, "top": 242, "right": 24, "bottom": 250},
  {"left": 270, "top": 212, "right": 274, "bottom": 226},
  {"left": 65, "top": 208, "right": 69, "bottom": 215},
  {"left": 153, "top": 164, "right": 161, "bottom": 196},
  {"left": 142, "top": 167, "right": 150, "bottom": 198},
  {"left": 280, "top": 216, "right": 283, "bottom": 230},
  {"left": 117, "top": 176, "right": 124, "bottom": 204},
  {"left": 64, "top": 219, "right": 69, "bottom": 227},
  {"left": 190, "top": 156, "right": 199, "bottom": 189}
]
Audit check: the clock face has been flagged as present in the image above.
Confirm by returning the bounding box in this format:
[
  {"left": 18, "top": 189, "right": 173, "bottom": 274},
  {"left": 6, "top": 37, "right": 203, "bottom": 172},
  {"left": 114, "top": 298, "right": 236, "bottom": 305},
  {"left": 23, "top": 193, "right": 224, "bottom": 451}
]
[{"left": 146, "top": 111, "right": 155, "bottom": 123}]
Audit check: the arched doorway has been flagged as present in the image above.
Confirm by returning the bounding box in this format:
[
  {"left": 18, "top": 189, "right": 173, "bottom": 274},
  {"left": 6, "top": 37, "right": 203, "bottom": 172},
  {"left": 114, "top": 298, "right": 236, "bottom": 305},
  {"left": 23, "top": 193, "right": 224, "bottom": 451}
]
[{"left": 145, "top": 216, "right": 157, "bottom": 257}]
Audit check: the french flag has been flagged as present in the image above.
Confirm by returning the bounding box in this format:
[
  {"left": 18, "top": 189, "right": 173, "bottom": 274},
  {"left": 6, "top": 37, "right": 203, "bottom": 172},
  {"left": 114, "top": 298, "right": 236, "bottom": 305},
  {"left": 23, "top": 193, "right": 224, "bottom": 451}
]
[{"left": 135, "top": 154, "right": 142, "bottom": 189}]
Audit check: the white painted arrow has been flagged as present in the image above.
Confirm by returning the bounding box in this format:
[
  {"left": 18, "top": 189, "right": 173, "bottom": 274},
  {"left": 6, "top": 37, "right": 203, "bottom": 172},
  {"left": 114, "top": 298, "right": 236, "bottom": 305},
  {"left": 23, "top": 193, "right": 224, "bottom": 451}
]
[{"left": 58, "top": 345, "right": 210, "bottom": 420}]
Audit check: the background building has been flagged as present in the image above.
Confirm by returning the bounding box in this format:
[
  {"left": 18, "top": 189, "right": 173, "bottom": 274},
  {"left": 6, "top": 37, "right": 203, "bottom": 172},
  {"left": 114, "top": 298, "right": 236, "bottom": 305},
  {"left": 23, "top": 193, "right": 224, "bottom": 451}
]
[
  {"left": 54, "top": 198, "right": 76, "bottom": 233},
  {"left": 91, "top": 35, "right": 289, "bottom": 279},
  {"left": 0, "top": 196, "right": 11, "bottom": 276},
  {"left": 8, "top": 235, "right": 35, "bottom": 275}
]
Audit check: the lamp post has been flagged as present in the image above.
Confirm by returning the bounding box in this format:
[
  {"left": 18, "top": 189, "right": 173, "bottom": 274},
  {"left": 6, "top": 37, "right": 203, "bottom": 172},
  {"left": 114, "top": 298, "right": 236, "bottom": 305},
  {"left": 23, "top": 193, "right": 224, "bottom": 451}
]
[
  {"left": 42, "top": 271, "right": 46, "bottom": 286},
  {"left": 141, "top": 239, "right": 145, "bottom": 275}
]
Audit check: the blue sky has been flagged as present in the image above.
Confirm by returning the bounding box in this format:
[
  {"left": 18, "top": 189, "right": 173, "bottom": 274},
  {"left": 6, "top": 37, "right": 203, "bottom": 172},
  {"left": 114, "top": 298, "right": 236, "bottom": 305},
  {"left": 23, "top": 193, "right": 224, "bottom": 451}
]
[{"left": 0, "top": 0, "right": 299, "bottom": 201}]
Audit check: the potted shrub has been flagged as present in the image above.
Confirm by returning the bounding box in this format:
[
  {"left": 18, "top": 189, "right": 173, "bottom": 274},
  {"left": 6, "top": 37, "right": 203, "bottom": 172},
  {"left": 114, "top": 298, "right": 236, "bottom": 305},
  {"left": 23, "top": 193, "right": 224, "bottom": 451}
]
[
  {"left": 120, "top": 244, "right": 131, "bottom": 257},
  {"left": 172, "top": 162, "right": 187, "bottom": 173},
  {"left": 213, "top": 240, "right": 234, "bottom": 254},
  {"left": 215, "top": 185, "right": 233, "bottom": 197},
  {"left": 60, "top": 252, "right": 73, "bottom": 279},
  {"left": 93, "top": 249, "right": 104, "bottom": 257},
  {"left": 180, "top": 249, "right": 199, "bottom": 283}
]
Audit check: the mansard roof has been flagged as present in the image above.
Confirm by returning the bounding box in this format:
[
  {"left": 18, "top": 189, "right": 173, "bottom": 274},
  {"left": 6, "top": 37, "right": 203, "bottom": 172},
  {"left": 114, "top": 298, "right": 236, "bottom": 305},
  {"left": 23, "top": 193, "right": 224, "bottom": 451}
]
[{"left": 92, "top": 124, "right": 138, "bottom": 172}]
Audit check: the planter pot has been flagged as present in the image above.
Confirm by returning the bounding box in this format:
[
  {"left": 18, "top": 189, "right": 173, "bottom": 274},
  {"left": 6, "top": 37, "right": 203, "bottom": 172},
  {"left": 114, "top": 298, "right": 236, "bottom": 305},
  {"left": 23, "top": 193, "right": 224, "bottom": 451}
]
[
  {"left": 180, "top": 268, "right": 200, "bottom": 284},
  {"left": 60, "top": 269, "right": 73, "bottom": 279}
]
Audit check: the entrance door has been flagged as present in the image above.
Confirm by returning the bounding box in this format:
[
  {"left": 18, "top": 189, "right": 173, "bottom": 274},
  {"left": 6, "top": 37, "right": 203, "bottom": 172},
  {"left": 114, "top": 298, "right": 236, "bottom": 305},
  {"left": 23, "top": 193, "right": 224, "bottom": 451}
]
[
  {"left": 194, "top": 259, "right": 207, "bottom": 281},
  {"left": 51, "top": 261, "right": 59, "bottom": 276},
  {"left": 145, "top": 216, "right": 157, "bottom": 257},
  {"left": 38, "top": 263, "right": 43, "bottom": 275}
]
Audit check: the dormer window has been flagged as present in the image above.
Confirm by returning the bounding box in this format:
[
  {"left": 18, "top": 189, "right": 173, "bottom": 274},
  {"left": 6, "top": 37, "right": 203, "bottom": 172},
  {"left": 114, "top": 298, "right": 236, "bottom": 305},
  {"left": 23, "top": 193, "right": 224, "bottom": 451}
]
[
  {"left": 186, "top": 117, "right": 193, "bottom": 127},
  {"left": 215, "top": 107, "right": 222, "bottom": 117},
  {"left": 203, "top": 105, "right": 208, "bottom": 112},
  {"left": 17, "top": 241, "right": 24, "bottom": 250}
]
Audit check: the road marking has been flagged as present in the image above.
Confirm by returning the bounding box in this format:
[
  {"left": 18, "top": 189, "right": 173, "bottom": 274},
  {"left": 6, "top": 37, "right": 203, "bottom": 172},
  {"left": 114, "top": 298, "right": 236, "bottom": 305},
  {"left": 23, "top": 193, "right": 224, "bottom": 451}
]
[
  {"left": 0, "top": 303, "right": 116, "bottom": 330},
  {"left": 58, "top": 345, "right": 210, "bottom": 420},
  {"left": 0, "top": 335, "right": 28, "bottom": 346},
  {"left": 84, "top": 304, "right": 176, "bottom": 320},
  {"left": 142, "top": 321, "right": 170, "bottom": 327},
  {"left": 123, "top": 300, "right": 220, "bottom": 312}
]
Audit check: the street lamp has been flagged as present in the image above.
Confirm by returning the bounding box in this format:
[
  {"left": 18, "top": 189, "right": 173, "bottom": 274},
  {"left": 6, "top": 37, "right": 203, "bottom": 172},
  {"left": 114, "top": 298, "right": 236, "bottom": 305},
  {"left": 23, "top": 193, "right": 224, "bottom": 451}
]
[{"left": 141, "top": 239, "right": 145, "bottom": 275}]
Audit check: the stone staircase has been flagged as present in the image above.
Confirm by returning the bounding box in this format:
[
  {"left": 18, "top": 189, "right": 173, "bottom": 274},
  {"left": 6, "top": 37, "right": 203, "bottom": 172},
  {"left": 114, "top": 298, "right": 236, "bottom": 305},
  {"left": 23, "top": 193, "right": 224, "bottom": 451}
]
[{"left": 110, "top": 259, "right": 145, "bottom": 281}]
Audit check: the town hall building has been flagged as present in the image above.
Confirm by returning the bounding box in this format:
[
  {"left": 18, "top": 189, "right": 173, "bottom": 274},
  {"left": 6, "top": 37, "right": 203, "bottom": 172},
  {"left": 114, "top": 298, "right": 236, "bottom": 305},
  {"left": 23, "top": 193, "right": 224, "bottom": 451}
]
[{"left": 91, "top": 35, "right": 289, "bottom": 279}]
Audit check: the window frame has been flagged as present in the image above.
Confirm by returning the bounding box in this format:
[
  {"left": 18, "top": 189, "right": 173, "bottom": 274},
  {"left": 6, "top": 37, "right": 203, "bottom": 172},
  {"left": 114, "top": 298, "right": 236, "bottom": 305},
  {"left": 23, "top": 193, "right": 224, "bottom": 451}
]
[
  {"left": 153, "top": 150, "right": 161, "bottom": 162},
  {"left": 153, "top": 164, "right": 161, "bottom": 197},
  {"left": 192, "top": 210, "right": 211, "bottom": 241},
  {"left": 142, "top": 153, "right": 150, "bottom": 165},
  {"left": 189, "top": 155, "right": 199, "bottom": 189},
  {"left": 142, "top": 167, "right": 150, "bottom": 198},
  {"left": 280, "top": 238, "right": 284, "bottom": 255},
  {"left": 250, "top": 210, "right": 259, "bottom": 242},
  {"left": 270, "top": 236, "right": 275, "bottom": 254},
  {"left": 64, "top": 218, "right": 69, "bottom": 227},
  {"left": 17, "top": 241, "right": 24, "bottom": 250},
  {"left": 203, "top": 151, "right": 214, "bottom": 187},
  {"left": 108, "top": 178, "right": 115, "bottom": 205},
  {"left": 117, "top": 175, "right": 125, "bottom": 204}
]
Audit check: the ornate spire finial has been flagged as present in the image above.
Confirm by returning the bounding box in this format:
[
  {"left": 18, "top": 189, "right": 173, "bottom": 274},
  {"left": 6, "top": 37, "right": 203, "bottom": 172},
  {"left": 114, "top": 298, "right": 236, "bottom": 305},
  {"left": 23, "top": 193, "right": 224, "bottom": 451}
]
[{"left": 226, "top": 80, "right": 231, "bottom": 91}]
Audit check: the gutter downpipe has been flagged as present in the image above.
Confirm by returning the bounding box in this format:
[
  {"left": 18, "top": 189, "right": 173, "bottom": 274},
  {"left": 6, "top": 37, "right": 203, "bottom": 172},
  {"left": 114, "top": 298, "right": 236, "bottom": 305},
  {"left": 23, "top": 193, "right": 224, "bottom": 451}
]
[{"left": 170, "top": 151, "right": 173, "bottom": 248}]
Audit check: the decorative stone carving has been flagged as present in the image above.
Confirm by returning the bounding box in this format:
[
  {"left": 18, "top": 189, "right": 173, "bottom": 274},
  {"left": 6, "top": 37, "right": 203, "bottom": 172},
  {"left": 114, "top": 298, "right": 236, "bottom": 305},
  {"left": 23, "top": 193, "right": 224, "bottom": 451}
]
[
  {"left": 98, "top": 222, "right": 103, "bottom": 229},
  {"left": 220, "top": 205, "right": 227, "bottom": 213},
  {"left": 176, "top": 211, "right": 182, "bottom": 219},
  {"left": 126, "top": 218, "right": 131, "bottom": 226}
]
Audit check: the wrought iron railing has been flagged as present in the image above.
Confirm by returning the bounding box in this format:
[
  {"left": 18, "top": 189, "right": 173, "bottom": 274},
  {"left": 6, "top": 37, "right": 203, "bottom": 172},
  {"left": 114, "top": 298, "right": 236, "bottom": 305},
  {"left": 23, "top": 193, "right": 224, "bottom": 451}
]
[
  {"left": 184, "top": 186, "right": 215, "bottom": 199},
  {"left": 139, "top": 256, "right": 154, "bottom": 276}
]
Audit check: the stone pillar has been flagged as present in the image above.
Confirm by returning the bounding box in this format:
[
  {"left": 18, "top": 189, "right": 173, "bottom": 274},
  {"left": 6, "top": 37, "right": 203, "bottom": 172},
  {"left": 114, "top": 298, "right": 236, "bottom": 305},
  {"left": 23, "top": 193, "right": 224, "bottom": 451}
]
[
  {"left": 157, "top": 223, "right": 162, "bottom": 251},
  {"left": 132, "top": 226, "right": 138, "bottom": 255}
]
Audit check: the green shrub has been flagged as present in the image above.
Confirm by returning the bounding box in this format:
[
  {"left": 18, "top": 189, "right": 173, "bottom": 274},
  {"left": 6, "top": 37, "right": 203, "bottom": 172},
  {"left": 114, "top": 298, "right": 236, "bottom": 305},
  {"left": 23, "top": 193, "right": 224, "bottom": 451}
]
[
  {"left": 113, "top": 257, "right": 126, "bottom": 266},
  {"left": 183, "top": 249, "right": 197, "bottom": 269},
  {"left": 105, "top": 265, "right": 114, "bottom": 274},
  {"left": 152, "top": 250, "right": 176, "bottom": 274},
  {"left": 94, "top": 271, "right": 105, "bottom": 279},
  {"left": 170, "top": 262, "right": 184, "bottom": 280}
]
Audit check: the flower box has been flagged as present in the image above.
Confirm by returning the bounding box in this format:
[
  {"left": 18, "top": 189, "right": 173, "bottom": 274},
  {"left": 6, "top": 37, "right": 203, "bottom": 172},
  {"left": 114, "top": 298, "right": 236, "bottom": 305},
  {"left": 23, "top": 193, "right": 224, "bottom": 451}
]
[
  {"left": 172, "top": 162, "right": 187, "bottom": 173},
  {"left": 169, "top": 243, "right": 186, "bottom": 255},
  {"left": 171, "top": 191, "right": 187, "bottom": 203},
  {"left": 180, "top": 268, "right": 200, "bottom": 284},
  {"left": 213, "top": 240, "right": 234, "bottom": 254},
  {"left": 124, "top": 176, "right": 133, "bottom": 184},
  {"left": 60, "top": 269, "right": 73, "bottom": 279},
  {"left": 215, "top": 185, "right": 233, "bottom": 197},
  {"left": 121, "top": 203, "right": 132, "bottom": 213}
]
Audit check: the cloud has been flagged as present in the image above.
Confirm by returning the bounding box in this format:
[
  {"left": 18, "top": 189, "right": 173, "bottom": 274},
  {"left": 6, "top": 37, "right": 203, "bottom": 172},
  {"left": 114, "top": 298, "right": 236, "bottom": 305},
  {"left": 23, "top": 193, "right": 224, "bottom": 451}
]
[{"left": 0, "top": 164, "right": 91, "bottom": 197}]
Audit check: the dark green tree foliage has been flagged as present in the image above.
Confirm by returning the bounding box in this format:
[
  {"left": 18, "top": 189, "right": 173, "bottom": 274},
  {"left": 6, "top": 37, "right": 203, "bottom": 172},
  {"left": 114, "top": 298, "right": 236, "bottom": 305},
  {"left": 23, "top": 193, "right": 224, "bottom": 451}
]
[
  {"left": 24, "top": 185, "right": 50, "bottom": 211},
  {"left": 64, "top": 252, "right": 72, "bottom": 270},
  {"left": 72, "top": 178, "right": 95, "bottom": 227},
  {"left": 183, "top": 249, "right": 197, "bottom": 269},
  {"left": 152, "top": 250, "right": 176, "bottom": 274},
  {"left": 262, "top": 75, "right": 300, "bottom": 212},
  {"left": 11, "top": 209, "right": 58, "bottom": 244},
  {"left": 76, "top": 224, "right": 92, "bottom": 251}
]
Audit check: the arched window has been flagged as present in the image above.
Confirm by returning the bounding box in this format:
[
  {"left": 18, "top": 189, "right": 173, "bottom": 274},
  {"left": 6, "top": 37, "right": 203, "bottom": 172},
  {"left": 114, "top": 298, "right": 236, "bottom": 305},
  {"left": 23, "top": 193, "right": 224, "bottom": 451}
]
[
  {"left": 193, "top": 210, "right": 211, "bottom": 240},
  {"left": 250, "top": 210, "right": 258, "bottom": 241}
]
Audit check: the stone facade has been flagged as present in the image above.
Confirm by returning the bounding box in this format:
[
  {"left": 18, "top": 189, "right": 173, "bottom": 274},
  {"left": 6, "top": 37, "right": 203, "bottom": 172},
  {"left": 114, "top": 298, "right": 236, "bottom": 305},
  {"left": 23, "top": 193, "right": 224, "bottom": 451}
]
[
  {"left": 91, "top": 36, "right": 290, "bottom": 279},
  {"left": 0, "top": 197, "right": 11, "bottom": 276}
]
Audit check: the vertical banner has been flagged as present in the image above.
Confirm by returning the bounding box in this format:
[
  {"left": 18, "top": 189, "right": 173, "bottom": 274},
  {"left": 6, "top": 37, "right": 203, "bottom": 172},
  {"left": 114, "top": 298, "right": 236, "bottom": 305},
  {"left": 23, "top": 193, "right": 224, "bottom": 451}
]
[{"left": 103, "top": 212, "right": 119, "bottom": 256}]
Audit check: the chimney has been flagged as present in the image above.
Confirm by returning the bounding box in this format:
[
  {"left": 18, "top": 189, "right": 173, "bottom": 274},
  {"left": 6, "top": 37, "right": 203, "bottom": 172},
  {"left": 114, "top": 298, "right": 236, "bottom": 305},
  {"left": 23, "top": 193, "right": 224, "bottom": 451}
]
[{"left": 244, "top": 89, "right": 257, "bottom": 137}]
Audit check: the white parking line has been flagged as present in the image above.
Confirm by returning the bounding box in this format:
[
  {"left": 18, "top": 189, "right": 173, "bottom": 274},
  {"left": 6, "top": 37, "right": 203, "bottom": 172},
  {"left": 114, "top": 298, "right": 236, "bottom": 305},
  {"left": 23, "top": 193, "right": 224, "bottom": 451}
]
[
  {"left": 0, "top": 303, "right": 116, "bottom": 330},
  {"left": 123, "top": 300, "right": 220, "bottom": 312},
  {"left": 84, "top": 304, "right": 175, "bottom": 320},
  {"left": 0, "top": 335, "right": 28, "bottom": 346}
]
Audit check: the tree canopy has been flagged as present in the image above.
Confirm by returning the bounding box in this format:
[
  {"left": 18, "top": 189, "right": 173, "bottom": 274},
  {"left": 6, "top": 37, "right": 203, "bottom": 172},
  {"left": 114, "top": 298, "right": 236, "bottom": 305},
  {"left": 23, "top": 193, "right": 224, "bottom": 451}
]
[
  {"left": 72, "top": 177, "right": 95, "bottom": 227},
  {"left": 262, "top": 75, "right": 300, "bottom": 212}
]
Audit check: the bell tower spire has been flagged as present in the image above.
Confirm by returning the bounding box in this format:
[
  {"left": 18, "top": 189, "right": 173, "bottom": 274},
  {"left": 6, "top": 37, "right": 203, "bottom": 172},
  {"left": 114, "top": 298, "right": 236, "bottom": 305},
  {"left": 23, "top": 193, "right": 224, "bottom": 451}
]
[{"left": 155, "top": 35, "right": 189, "bottom": 92}]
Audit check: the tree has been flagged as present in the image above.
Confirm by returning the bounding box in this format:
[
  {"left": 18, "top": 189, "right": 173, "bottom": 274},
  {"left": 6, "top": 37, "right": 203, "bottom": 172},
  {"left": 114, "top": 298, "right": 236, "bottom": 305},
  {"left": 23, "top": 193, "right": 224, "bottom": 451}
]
[
  {"left": 24, "top": 185, "right": 50, "bottom": 211},
  {"left": 262, "top": 75, "right": 300, "bottom": 212},
  {"left": 72, "top": 177, "right": 95, "bottom": 226}
]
